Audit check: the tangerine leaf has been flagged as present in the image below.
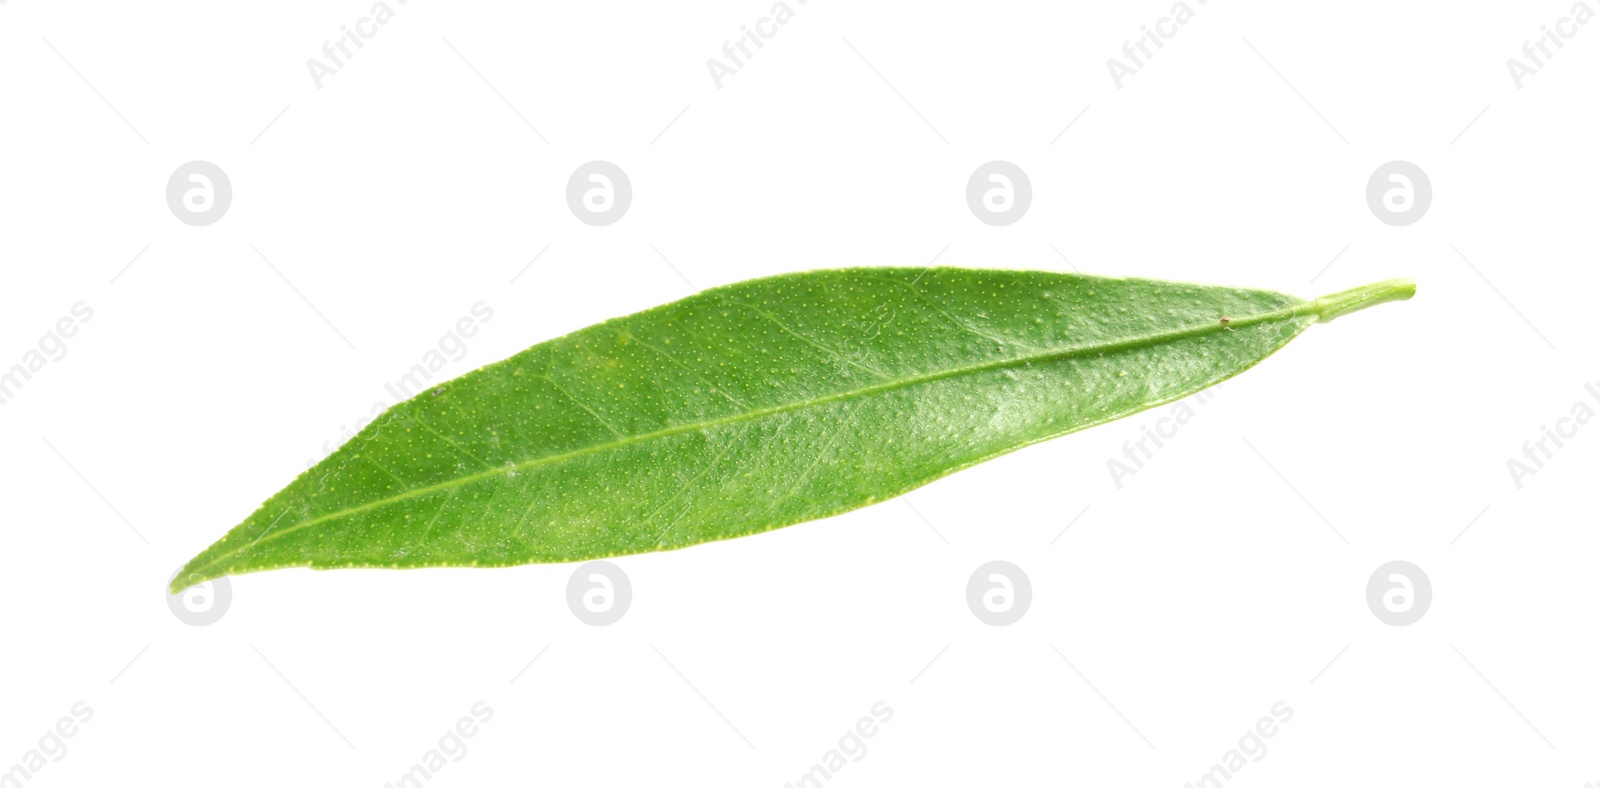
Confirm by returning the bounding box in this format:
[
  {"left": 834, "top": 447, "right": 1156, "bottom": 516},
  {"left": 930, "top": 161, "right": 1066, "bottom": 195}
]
[{"left": 173, "top": 269, "right": 1413, "bottom": 592}]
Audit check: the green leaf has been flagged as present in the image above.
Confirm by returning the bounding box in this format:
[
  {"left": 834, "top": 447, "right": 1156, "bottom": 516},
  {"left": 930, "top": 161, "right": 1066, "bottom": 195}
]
[{"left": 172, "top": 269, "right": 1413, "bottom": 592}]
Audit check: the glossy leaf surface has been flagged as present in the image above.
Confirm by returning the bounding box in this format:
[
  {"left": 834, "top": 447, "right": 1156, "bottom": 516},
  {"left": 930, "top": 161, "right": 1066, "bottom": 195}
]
[{"left": 173, "top": 268, "right": 1413, "bottom": 591}]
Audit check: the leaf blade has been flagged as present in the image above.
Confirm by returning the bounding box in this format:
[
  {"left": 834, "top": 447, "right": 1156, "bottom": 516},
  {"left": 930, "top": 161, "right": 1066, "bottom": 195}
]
[{"left": 173, "top": 268, "right": 1412, "bottom": 592}]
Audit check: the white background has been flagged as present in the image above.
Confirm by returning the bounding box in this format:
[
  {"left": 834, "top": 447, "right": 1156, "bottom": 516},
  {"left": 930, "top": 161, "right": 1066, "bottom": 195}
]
[{"left": 2, "top": 1, "right": 1598, "bottom": 786}]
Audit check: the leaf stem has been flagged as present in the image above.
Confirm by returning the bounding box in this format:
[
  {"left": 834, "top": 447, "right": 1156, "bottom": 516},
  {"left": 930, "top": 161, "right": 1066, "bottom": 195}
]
[{"left": 1311, "top": 279, "right": 1416, "bottom": 323}]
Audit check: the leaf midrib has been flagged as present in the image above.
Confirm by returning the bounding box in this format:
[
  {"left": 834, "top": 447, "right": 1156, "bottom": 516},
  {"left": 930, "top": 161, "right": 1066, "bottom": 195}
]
[{"left": 198, "top": 299, "right": 1315, "bottom": 568}]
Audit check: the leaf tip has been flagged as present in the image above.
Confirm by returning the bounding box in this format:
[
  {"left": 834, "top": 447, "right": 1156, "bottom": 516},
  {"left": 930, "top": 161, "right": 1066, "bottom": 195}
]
[
  {"left": 1311, "top": 278, "right": 1415, "bottom": 324},
  {"left": 168, "top": 568, "right": 200, "bottom": 596},
  {"left": 169, "top": 554, "right": 223, "bottom": 595}
]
